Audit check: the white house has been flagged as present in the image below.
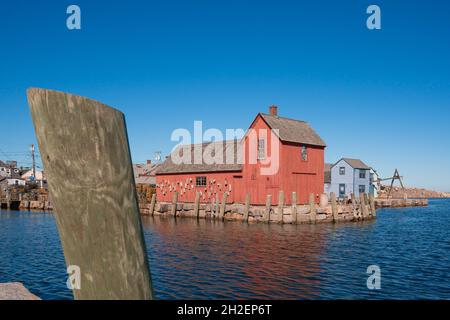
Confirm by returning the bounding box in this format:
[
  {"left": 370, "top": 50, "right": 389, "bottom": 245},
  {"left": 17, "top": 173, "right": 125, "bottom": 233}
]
[
  {"left": 21, "top": 169, "right": 44, "bottom": 181},
  {"left": 0, "top": 160, "right": 20, "bottom": 178},
  {"left": 328, "top": 158, "right": 372, "bottom": 199},
  {"left": 0, "top": 178, "right": 26, "bottom": 191}
]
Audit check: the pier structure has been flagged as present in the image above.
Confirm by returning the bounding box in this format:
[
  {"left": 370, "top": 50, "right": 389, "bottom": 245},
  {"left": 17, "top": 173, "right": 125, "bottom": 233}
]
[{"left": 140, "top": 192, "right": 380, "bottom": 224}]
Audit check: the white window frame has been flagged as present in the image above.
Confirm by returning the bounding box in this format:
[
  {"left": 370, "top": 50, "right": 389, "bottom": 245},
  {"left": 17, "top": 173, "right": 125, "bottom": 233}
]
[{"left": 257, "top": 139, "right": 266, "bottom": 160}]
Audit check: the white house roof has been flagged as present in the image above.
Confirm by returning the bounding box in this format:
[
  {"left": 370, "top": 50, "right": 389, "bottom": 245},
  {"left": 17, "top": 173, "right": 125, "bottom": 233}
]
[{"left": 333, "top": 158, "right": 371, "bottom": 170}]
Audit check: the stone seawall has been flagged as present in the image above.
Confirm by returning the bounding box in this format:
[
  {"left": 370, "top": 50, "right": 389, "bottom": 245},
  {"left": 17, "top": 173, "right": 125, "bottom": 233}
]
[
  {"left": 19, "top": 200, "right": 53, "bottom": 211},
  {"left": 140, "top": 199, "right": 377, "bottom": 224},
  {"left": 375, "top": 198, "right": 428, "bottom": 208}
]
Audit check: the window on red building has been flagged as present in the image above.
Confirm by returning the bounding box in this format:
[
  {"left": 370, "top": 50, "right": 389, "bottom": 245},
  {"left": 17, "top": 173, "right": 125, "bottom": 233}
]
[
  {"left": 196, "top": 176, "right": 207, "bottom": 187},
  {"left": 301, "top": 145, "right": 308, "bottom": 161},
  {"left": 257, "top": 139, "right": 266, "bottom": 160}
]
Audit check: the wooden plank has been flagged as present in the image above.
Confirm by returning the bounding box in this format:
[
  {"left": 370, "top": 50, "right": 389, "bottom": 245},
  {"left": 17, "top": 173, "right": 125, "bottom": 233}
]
[
  {"left": 27, "top": 88, "right": 153, "bottom": 300},
  {"left": 194, "top": 192, "right": 201, "bottom": 219},
  {"left": 330, "top": 192, "right": 338, "bottom": 223},
  {"left": 278, "top": 191, "right": 285, "bottom": 223},
  {"left": 171, "top": 191, "right": 178, "bottom": 217},
  {"left": 219, "top": 192, "right": 228, "bottom": 221},
  {"left": 292, "top": 192, "right": 298, "bottom": 224},
  {"left": 309, "top": 193, "right": 316, "bottom": 223},
  {"left": 243, "top": 193, "right": 250, "bottom": 223},
  {"left": 265, "top": 195, "right": 272, "bottom": 223},
  {"left": 149, "top": 193, "right": 156, "bottom": 216}
]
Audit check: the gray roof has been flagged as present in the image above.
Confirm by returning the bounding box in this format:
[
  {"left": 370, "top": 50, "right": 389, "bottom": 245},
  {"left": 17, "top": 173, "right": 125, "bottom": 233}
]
[
  {"left": 324, "top": 163, "right": 332, "bottom": 184},
  {"left": 133, "top": 163, "right": 159, "bottom": 185},
  {"left": 156, "top": 140, "right": 243, "bottom": 175},
  {"left": 260, "top": 113, "right": 326, "bottom": 147},
  {"left": 135, "top": 175, "right": 156, "bottom": 186},
  {"left": 336, "top": 158, "right": 371, "bottom": 170}
]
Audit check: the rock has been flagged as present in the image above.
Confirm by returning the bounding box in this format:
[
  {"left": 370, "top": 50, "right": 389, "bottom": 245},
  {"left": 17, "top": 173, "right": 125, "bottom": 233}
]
[{"left": 0, "top": 283, "right": 40, "bottom": 300}]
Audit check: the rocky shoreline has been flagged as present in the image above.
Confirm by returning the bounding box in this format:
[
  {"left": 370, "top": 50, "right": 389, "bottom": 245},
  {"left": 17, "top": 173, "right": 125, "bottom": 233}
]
[{"left": 379, "top": 186, "right": 450, "bottom": 199}]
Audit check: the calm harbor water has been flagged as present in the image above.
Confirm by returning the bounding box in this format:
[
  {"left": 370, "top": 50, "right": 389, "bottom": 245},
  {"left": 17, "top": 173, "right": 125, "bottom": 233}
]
[{"left": 0, "top": 199, "right": 449, "bottom": 300}]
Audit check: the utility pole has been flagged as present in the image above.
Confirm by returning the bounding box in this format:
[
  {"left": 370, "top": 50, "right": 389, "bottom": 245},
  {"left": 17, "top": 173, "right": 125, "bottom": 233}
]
[{"left": 31, "top": 144, "right": 36, "bottom": 181}]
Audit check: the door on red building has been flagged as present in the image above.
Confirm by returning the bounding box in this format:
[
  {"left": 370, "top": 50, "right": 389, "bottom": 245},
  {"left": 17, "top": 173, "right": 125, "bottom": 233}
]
[{"left": 233, "top": 175, "right": 243, "bottom": 203}]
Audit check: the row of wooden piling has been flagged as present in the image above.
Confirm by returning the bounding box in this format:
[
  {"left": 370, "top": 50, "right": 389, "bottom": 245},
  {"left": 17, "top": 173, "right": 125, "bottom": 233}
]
[{"left": 142, "top": 190, "right": 377, "bottom": 224}]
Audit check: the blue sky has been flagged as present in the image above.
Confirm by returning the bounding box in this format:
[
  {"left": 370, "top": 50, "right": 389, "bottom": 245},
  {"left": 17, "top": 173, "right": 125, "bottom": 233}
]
[{"left": 0, "top": 0, "right": 449, "bottom": 190}]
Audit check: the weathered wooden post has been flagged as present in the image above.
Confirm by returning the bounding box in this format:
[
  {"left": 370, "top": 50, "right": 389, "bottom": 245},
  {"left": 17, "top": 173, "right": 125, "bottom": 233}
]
[
  {"left": 171, "top": 191, "right": 178, "bottom": 218},
  {"left": 194, "top": 192, "right": 201, "bottom": 220},
  {"left": 369, "top": 194, "right": 376, "bottom": 217},
  {"left": 219, "top": 192, "right": 228, "bottom": 221},
  {"left": 6, "top": 190, "right": 11, "bottom": 210},
  {"left": 351, "top": 193, "right": 356, "bottom": 205},
  {"left": 27, "top": 88, "right": 153, "bottom": 300},
  {"left": 265, "top": 195, "right": 272, "bottom": 223},
  {"left": 292, "top": 192, "right": 298, "bottom": 224},
  {"left": 360, "top": 193, "right": 368, "bottom": 219},
  {"left": 149, "top": 193, "right": 157, "bottom": 216},
  {"left": 278, "top": 191, "right": 285, "bottom": 223},
  {"left": 243, "top": 193, "right": 250, "bottom": 223},
  {"left": 309, "top": 193, "right": 316, "bottom": 223},
  {"left": 330, "top": 192, "right": 338, "bottom": 223}
]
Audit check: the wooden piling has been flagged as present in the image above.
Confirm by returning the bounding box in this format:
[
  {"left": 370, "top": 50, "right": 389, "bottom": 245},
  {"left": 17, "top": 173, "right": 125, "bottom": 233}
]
[
  {"left": 194, "top": 192, "right": 201, "bottom": 220},
  {"left": 171, "top": 191, "right": 178, "bottom": 218},
  {"left": 6, "top": 190, "right": 11, "bottom": 210},
  {"left": 265, "top": 195, "right": 272, "bottom": 223},
  {"left": 292, "top": 192, "right": 298, "bottom": 224},
  {"left": 360, "top": 193, "right": 368, "bottom": 219},
  {"left": 309, "top": 193, "right": 316, "bottom": 223},
  {"left": 149, "top": 193, "right": 156, "bottom": 216},
  {"left": 369, "top": 194, "right": 376, "bottom": 217},
  {"left": 278, "top": 191, "right": 285, "bottom": 223},
  {"left": 243, "top": 193, "right": 250, "bottom": 223},
  {"left": 27, "top": 88, "right": 153, "bottom": 300},
  {"left": 330, "top": 192, "right": 338, "bottom": 223},
  {"left": 351, "top": 193, "right": 356, "bottom": 205},
  {"left": 219, "top": 192, "right": 228, "bottom": 221}
]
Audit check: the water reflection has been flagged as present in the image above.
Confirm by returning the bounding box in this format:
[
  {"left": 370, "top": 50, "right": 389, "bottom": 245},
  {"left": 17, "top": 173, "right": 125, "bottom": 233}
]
[
  {"left": 141, "top": 216, "right": 373, "bottom": 299},
  {"left": 1, "top": 200, "right": 449, "bottom": 300}
]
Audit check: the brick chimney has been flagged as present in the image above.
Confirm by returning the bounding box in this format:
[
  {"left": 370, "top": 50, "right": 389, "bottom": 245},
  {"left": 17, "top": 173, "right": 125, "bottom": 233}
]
[{"left": 269, "top": 105, "right": 278, "bottom": 116}]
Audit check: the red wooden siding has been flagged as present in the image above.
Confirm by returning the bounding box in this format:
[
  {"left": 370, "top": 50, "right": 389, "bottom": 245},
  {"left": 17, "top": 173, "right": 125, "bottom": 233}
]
[{"left": 156, "top": 113, "right": 325, "bottom": 205}]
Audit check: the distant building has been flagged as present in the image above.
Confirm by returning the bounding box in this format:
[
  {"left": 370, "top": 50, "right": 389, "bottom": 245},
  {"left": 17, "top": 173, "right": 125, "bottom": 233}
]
[
  {"left": 0, "top": 177, "right": 26, "bottom": 191},
  {"left": 0, "top": 160, "right": 20, "bottom": 179},
  {"left": 133, "top": 160, "right": 159, "bottom": 187},
  {"left": 328, "top": 158, "right": 372, "bottom": 199},
  {"left": 21, "top": 169, "right": 44, "bottom": 182}
]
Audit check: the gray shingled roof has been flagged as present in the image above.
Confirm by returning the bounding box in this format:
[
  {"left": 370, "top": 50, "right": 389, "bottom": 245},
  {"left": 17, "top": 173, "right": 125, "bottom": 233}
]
[
  {"left": 156, "top": 140, "right": 243, "bottom": 174},
  {"left": 337, "top": 158, "right": 371, "bottom": 170},
  {"left": 260, "top": 113, "right": 326, "bottom": 147}
]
